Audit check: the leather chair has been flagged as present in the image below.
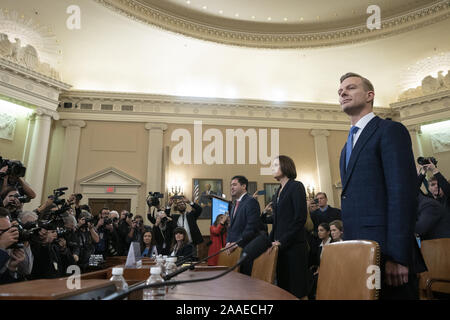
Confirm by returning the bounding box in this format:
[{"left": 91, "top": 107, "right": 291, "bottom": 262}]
[
  {"left": 251, "top": 246, "right": 278, "bottom": 284},
  {"left": 316, "top": 240, "right": 381, "bottom": 300},
  {"left": 217, "top": 247, "right": 242, "bottom": 272},
  {"left": 419, "top": 238, "right": 450, "bottom": 299}
]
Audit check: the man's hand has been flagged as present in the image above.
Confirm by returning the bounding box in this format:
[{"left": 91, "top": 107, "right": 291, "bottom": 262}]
[
  {"left": 7, "top": 248, "right": 25, "bottom": 271},
  {"left": 385, "top": 260, "right": 409, "bottom": 287},
  {"left": 73, "top": 254, "right": 79, "bottom": 263},
  {"left": 0, "top": 227, "right": 19, "bottom": 250},
  {"left": 0, "top": 166, "right": 8, "bottom": 175},
  {"left": 96, "top": 218, "right": 104, "bottom": 228},
  {"left": 252, "top": 191, "right": 259, "bottom": 199},
  {"left": 424, "top": 163, "right": 439, "bottom": 175},
  {"left": 264, "top": 202, "right": 273, "bottom": 214},
  {"left": 225, "top": 242, "right": 236, "bottom": 255},
  {"left": 182, "top": 196, "right": 190, "bottom": 204},
  {"left": 168, "top": 196, "right": 175, "bottom": 207}
]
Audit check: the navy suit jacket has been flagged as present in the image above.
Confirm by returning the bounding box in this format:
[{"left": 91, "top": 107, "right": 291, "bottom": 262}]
[
  {"left": 339, "top": 116, "right": 425, "bottom": 271},
  {"left": 226, "top": 193, "right": 261, "bottom": 247}
]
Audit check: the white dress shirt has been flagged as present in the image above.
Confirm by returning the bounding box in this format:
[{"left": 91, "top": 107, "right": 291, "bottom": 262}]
[{"left": 352, "top": 112, "right": 376, "bottom": 147}]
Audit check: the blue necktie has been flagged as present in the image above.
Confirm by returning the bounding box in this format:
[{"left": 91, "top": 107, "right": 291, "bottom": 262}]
[{"left": 345, "top": 126, "right": 359, "bottom": 169}]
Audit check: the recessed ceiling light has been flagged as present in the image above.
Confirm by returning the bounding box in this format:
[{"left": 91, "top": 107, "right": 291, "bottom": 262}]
[
  {"left": 283, "top": 17, "right": 288, "bottom": 21},
  {"left": 186, "top": 0, "right": 190, "bottom": 4},
  {"left": 251, "top": 15, "right": 255, "bottom": 19},
  {"left": 235, "top": 13, "right": 239, "bottom": 17},
  {"left": 316, "top": 16, "right": 320, "bottom": 20},
  {"left": 300, "top": 17, "right": 304, "bottom": 21},
  {"left": 219, "top": 10, "right": 223, "bottom": 14},
  {"left": 203, "top": 6, "right": 207, "bottom": 10},
  {"left": 267, "top": 17, "right": 272, "bottom": 21}
]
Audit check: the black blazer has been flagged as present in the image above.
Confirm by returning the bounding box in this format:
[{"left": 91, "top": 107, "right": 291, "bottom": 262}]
[
  {"left": 416, "top": 193, "right": 450, "bottom": 240},
  {"left": 172, "top": 243, "right": 194, "bottom": 261},
  {"left": 269, "top": 179, "right": 307, "bottom": 250},
  {"left": 226, "top": 193, "right": 261, "bottom": 247}
]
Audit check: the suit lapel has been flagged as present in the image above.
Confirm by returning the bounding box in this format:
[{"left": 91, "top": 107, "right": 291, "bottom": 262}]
[
  {"left": 230, "top": 194, "right": 248, "bottom": 227},
  {"left": 342, "top": 116, "right": 381, "bottom": 192},
  {"left": 339, "top": 145, "right": 346, "bottom": 186}
]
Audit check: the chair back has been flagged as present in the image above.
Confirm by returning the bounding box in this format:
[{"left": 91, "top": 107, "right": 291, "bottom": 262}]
[
  {"left": 251, "top": 246, "right": 278, "bottom": 283},
  {"left": 419, "top": 238, "right": 450, "bottom": 297},
  {"left": 217, "top": 247, "right": 242, "bottom": 272},
  {"left": 316, "top": 240, "right": 380, "bottom": 300}
]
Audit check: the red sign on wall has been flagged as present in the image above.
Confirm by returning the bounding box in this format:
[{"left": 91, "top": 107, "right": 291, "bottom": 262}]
[{"left": 106, "top": 187, "right": 115, "bottom": 193}]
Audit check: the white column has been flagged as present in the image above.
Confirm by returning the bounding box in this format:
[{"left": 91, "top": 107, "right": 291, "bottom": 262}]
[
  {"left": 59, "top": 120, "right": 86, "bottom": 195},
  {"left": 24, "top": 108, "right": 59, "bottom": 210},
  {"left": 408, "top": 125, "right": 423, "bottom": 160},
  {"left": 145, "top": 123, "right": 168, "bottom": 193},
  {"left": 310, "top": 129, "right": 335, "bottom": 206}
]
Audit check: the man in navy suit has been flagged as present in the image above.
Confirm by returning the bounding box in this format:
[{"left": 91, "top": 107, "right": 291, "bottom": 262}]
[
  {"left": 338, "top": 73, "right": 426, "bottom": 299},
  {"left": 225, "top": 175, "right": 261, "bottom": 275}
]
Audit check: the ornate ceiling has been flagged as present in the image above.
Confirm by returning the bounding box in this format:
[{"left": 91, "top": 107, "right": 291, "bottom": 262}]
[{"left": 95, "top": 0, "right": 450, "bottom": 48}]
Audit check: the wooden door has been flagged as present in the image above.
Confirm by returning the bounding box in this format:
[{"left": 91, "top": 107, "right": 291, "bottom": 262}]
[{"left": 88, "top": 199, "right": 131, "bottom": 217}]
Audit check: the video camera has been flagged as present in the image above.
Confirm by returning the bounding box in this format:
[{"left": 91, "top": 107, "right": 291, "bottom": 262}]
[
  {"left": 0, "top": 157, "right": 26, "bottom": 178},
  {"left": 417, "top": 156, "right": 438, "bottom": 167},
  {"left": 14, "top": 193, "right": 30, "bottom": 204},
  {"left": 147, "top": 191, "right": 164, "bottom": 207}
]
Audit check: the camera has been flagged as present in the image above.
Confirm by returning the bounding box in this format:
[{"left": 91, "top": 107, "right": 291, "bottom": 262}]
[
  {"left": 313, "top": 198, "right": 319, "bottom": 204},
  {"left": 125, "top": 212, "right": 133, "bottom": 219},
  {"left": 0, "top": 157, "right": 26, "bottom": 178},
  {"left": 14, "top": 193, "right": 30, "bottom": 204},
  {"left": 104, "top": 218, "right": 113, "bottom": 225},
  {"left": 75, "top": 193, "right": 83, "bottom": 201},
  {"left": 417, "top": 156, "right": 438, "bottom": 166},
  {"left": 147, "top": 191, "right": 164, "bottom": 207},
  {"left": 51, "top": 187, "right": 68, "bottom": 206},
  {"left": 7, "top": 221, "right": 41, "bottom": 249}
]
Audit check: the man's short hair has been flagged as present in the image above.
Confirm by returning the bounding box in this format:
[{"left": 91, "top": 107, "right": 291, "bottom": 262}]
[
  {"left": 278, "top": 155, "right": 297, "bottom": 180},
  {"left": 316, "top": 192, "right": 327, "bottom": 199},
  {"left": 428, "top": 176, "right": 438, "bottom": 183},
  {"left": 231, "top": 175, "right": 248, "bottom": 190},
  {"left": 100, "top": 207, "right": 109, "bottom": 214},
  {"left": 340, "top": 72, "right": 374, "bottom": 91},
  {"left": 80, "top": 204, "right": 91, "bottom": 213}
]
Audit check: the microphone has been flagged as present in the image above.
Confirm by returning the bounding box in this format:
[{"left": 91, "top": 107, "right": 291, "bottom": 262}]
[
  {"left": 102, "top": 234, "right": 271, "bottom": 300},
  {"left": 175, "top": 241, "right": 212, "bottom": 267},
  {"left": 167, "top": 240, "right": 243, "bottom": 281}
]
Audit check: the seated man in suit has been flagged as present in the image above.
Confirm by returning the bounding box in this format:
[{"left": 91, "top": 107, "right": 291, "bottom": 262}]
[
  {"left": 225, "top": 175, "right": 261, "bottom": 275},
  {"left": 310, "top": 192, "right": 341, "bottom": 234}
]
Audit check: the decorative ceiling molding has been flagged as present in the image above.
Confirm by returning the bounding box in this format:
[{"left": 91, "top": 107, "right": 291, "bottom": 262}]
[
  {"left": 0, "top": 57, "right": 71, "bottom": 111},
  {"left": 391, "top": 89, "right": 450, "bottom": 127},
  {"left": 58, "top": 89, "right": 396, "bottom": 130},
  {"left": 93, "top": 0, "right": 450, "bottom": 48}
]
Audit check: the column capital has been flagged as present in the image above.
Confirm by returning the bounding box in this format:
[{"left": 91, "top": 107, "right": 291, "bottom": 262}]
[
  {"left": 33, "top": 108, "right": 59, "bottom": 120},
  {"left": 406, "top": 124, "right": 422, "bottom": 134},
  {"left": 310, "top": 129, "right": 330, "bottom": 138},
  {"left": 62, "top": 120, "right": 86, "bottom": 128},
  {"left": 145, "top": 123, "right": 168, "bottom": 131}
]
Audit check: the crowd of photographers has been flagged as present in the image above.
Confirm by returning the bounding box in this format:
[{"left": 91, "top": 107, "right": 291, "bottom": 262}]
[
  {"left": 0, "top": 156, "right": 203, "bottom": 285},
  {"left": 0, "top": 154, "right": 449, "bottom": 286}
]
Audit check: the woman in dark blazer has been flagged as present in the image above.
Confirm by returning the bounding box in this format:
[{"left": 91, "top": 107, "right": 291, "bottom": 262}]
[
  {"left": 268, "top": 155, "right": 310, "bottom": 299},
  {"left": 170, "top": 227, "right": 195, "bottom": 262}
]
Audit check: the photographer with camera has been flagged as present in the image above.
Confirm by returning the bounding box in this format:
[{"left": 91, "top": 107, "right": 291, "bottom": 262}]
[
  {"left": 0, "top": 207, "right": 24, "bottom": 284},
  {"left": 0, "top": 157, "right": 35, "bottom": 202},
  {"left": 152, "top": 209, "right": 176, "bottom": 256},
  {"left": 117, "top": 210, "right": 134, "bottom": 255},
  {"left": 126, "top": 215, "right": 146, "bottom": 248},
  {"left": 94, "top": 208, "right": 122, "bottom": 257},
  {"left": 417, "top": 157, "right": 450, "bottom": 214},
  {"left": 75, "top": 211, "right": 99, "bottom": 272},
  {"left": 1, "top": 187, "right": 23, "bottom": 220},
  {"left": 165, "top": 195, "right": 204, "bottom": 253},
  {"left": 15, "top": 211, "right": 38, "bottom": 279}
]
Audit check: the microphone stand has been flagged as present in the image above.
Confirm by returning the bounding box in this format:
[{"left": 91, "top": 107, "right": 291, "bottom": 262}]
[
  {"left": 103, "top": 253, "right": 248, "bottom": 300},
  {"left": 166, "top": 241, "right": 241, "bottom": 280}
]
